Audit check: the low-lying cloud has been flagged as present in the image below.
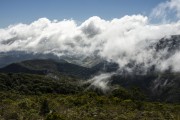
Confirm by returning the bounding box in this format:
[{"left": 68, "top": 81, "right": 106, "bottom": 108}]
[
  {"left": 85, "top": 73, "right": 115, "bottom": 93},
  {"left": 1, "top": 1, "right": 180, "bottom": 73}
]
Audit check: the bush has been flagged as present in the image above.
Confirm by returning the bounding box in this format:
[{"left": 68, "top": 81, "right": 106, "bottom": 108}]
[
  {"left": 112, "top": 87, "right": 132, "bottom": 100},
  {"left": 3, "top": 112, "right": 20, "bottom": 120},
  {"left": 46, "top": 113, "right": 65, "bottom": 120}
]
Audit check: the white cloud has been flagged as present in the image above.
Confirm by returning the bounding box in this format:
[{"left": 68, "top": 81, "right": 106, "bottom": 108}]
[
  {"left": 0, "top": 15, "right": 180, "bottom": 72},
  {"left": 151, "top": 0, "right": 180, "bottom": 22},
  {"left": 85, "top": 73, "right": 115, "bottom": 92},
  {"left": 159, "top": 52, "right": 180, "bottom": 72}
]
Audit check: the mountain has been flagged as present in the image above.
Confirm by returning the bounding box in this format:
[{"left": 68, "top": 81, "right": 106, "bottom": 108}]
[
  {"left": 0, "top": 59, "right": 119, "bottom": 79},
  {"left": 0, "top": 35, "right": 179, "bottom": 103},
  {"left": 0, "top": 35, "right": 180, "bottom": 69},
  {"left": 0, "top": 59, "right": 90, "bottom": 78},
  {"left": 0, "top": 52, "right": 102, "bottom": 68},
  {"left": 155, "top": 35, "right": 180, "bottom": 52},
  {"left": 0, "top": 52, "right": 60, "bottom": 68},
  {"left": 111, "top": 73, "right": 180, "bottom": 103},
  {"left": 0, "top": 58, "right": 179, "bottom": 102}
]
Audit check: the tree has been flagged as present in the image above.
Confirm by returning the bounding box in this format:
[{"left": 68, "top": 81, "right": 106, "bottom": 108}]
[{"left": 39, "top": 99, "right": 50, "bottom": 116}]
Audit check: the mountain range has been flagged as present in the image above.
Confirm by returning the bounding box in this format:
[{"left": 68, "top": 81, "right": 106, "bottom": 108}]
[
  {"left": 0, "top": 58, "right": 179, "bottom": 103},
  {"left": 0, "top": 35, "right": 179, "bottom": 103}
]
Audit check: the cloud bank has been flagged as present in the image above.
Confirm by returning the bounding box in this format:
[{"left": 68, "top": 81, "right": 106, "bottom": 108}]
[{"left": 0, "top": 15, "right": 180, "bottom": 72}]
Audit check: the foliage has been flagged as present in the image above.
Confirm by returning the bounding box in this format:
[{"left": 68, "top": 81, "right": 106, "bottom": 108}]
[
  {"left": 0, "top": 73, "right": 179, "bottom": 119},
  {"left": 0, "top": 73, "right": 84, "bottom": 95},
  {"left": 0, "top": 92, "right": 179, "bottom": 120}
]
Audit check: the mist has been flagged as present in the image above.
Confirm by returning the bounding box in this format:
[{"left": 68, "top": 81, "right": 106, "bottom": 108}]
[{"left": 85, "top": 73, "right": 116, "bottom": 93}]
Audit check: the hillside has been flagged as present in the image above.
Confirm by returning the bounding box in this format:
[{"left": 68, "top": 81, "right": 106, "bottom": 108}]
[
  {"left": 0, "top": 58, "right": 179, "bottom": 103},
  {"left": 0, "top": 73, "right": 179, "bottom": 120},
  {"left": 0, "top": 59, "right": 91, "bottom": 78},
  {"left": 0, "top": 59, "right": 118, "bottom": 79},
  {"left": 111, "top": 73, "right": 180, "bottom": 103}
]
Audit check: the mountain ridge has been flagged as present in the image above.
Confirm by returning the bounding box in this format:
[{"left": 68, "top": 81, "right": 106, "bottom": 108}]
[{"left": 0, "top": 59, "right": 119, "bottom": 79}]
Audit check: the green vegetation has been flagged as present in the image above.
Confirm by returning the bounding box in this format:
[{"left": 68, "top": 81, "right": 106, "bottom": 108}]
[
  {"left": 0, "top": 92, "right": 179, "bottom": 120},
  {"left": 0, "top": 73, "right": 84, "bottom": 95},
  {"left": 1, "top": 59, "right": 179, "bottom": 103},
  {"left": 0, "top": 73, "right": 179, "bottom": 119}
]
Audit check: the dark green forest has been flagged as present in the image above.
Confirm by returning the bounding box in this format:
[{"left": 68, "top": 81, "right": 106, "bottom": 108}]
[{"left": 0, "top": 73, "right": 179, "bottom": 120}]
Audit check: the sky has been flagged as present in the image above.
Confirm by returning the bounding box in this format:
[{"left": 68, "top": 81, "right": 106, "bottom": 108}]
[{"left": 0, "top": 0, "right": 165, "bottom": 28}]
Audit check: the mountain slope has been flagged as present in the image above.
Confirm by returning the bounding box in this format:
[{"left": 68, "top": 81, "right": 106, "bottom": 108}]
[
  {"left": 0, "top": 59, "right": 119, "bottom": 79},
  {"left": 0, "top": 59, "right": 179, "bottom": 102},
  {"left": 0, "top": 59, "right": 90, "bottom": 78},
  {"left": 111, "top": 73, "right": 180, "bottom": 102}
]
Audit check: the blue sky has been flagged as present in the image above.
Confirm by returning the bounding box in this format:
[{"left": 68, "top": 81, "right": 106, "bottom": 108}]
[{"left": 0, "top": 0, "right": 165, "bottom": 28}]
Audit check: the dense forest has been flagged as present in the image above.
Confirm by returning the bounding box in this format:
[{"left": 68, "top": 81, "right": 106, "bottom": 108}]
[{"left": 0, "top": 73, "right": 179, "bottom": 120}]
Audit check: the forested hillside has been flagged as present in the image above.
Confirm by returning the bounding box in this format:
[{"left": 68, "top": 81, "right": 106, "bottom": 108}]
[{"left": 0, "top": 73, "right": 179, "bottom": 120}]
